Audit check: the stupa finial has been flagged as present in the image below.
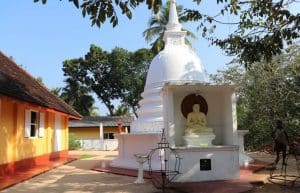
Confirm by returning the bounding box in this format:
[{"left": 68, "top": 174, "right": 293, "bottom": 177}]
[
  {"left": 166, "top": 0, "right": 182, "bottom": 31},
  {"left": 163, "top": 0, "right": 186, "bottom": 46}
]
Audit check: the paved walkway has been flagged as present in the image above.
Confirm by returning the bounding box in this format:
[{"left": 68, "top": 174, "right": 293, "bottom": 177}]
[
  {"left": 0, "top": 151, "right": 156, "bottom": 193},
  {"left": 1, "top": 151, "right": 299, "bottom": 193},
  {"left": 0, "top": 156, "right": 78, "bottom": 191},
  {"left": 92, "top": 156, "right": 267, "bottom": 193}
]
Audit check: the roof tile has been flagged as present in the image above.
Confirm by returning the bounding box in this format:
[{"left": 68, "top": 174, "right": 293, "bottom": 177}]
[
  {"left": 69, "top": 116, "right": 132, "bottom": 127},
  {"left": 0, "top": 51, "right": 81, "bottom": 118}
]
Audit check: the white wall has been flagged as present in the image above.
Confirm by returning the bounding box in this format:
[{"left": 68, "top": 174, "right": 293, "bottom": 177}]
[
  {"left": 111, "top": 133, "right": 162, "bottom": 170},
  {"left": 80, "top": 139, "right": 118, "bottom": 151},
  {"left": 171, "top": 146, "right": 240, "bottom": 182}
]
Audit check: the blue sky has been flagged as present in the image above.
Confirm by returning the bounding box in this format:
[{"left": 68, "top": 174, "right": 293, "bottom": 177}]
[{"left": 0, "top": 0, "right": 241, "bottom": 115}]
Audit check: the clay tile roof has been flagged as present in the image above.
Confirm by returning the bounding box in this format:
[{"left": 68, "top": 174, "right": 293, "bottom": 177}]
[
  {"left": 0, "top": 51, "right": 81, "bottom": 119},
  {"left": 69, "top": 116, "right": 133, "bottom": 127}
]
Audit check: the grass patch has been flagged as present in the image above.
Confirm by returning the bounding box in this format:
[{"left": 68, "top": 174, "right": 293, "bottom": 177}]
[{"left": 80, "top": 154, "right": 97, "bottom": 160}]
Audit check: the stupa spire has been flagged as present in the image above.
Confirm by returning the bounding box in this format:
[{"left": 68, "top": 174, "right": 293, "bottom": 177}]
[
  {"left": 166, "top": 0, "right": 182, "bottom": 31},
  {"left": 163, "top": 0, "right": 186, "bottom": 46}
]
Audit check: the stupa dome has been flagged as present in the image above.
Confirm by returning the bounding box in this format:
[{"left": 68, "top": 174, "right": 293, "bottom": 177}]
[
  {"left": 146, "top": 44, "right": 207, "bottom": 87},
  {"left": 145, "top": 0, "right": 207, "bottom": 88}
]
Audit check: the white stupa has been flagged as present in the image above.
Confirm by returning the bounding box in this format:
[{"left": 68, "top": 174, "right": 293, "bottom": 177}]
[
  {"left": 112, "top": 0, "right": 252, "bottom": 182},
  {"left": 131, "top": 0, "right": 208, "bottom": 133}
]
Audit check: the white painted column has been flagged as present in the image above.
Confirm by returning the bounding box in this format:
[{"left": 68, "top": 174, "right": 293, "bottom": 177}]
[
  {"left": 231, "top": 91, "right": 239, "bottom": 145},
  {"left": 222, "top": 90, "right": 235, "bottom": 145},
  {"left": 163, "top": 86, "right": 175, "bottom": 147},
  {"left": 99, "top": 123, "right": 104, "bottom": 150},
  {"left": 238, "top": 130, "right": 253, "bottom": 166}
]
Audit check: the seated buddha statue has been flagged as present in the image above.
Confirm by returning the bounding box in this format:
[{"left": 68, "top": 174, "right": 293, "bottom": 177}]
[{"left": 185, "top": 104, "right": 213, "bottom": 135}]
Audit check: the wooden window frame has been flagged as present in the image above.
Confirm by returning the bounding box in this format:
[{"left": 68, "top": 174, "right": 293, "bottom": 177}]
[
  {"left": 24, "top": 110, "right": 45, "bottom": 138},
  {"left": 29, "top": 110, "right": 38, "bottom": 138}
]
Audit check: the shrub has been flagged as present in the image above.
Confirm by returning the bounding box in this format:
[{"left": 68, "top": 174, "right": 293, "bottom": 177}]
[{"left": 69, "top": 133, "right": 81, "bottom": 150}]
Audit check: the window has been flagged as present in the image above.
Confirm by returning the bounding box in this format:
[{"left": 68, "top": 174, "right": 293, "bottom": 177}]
[
  {"left": 104, "top": 133, "right": 114, "bottom": 139},
  {"left": 30, "top": 111, "right": 38, "bottom": 137},
  {"left": 24, "top": 110, "right": 45, "bottom": 138}
]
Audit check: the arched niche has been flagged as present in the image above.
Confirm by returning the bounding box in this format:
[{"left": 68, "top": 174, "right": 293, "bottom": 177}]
[{"left": 181, "top": 94, "right": 208, "bottom": 118}]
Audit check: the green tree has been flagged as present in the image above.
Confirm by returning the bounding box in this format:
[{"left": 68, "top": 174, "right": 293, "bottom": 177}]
[
  {"left": 34, "top": 0, "right": 300, "bottom": 65},
  {"left": 143, "top": 0, "right": 197, "bottom": 54},
  {"left": 50, "top": 59, "right": 97, "bottom": 116},
  {"left": 62, "top": 45, "right": 153, "bottom": 116},
  {"left": 50, "top": 87, "right": 62, "bottom": 96},
  {"left": 89, "top": 106, "right": 100, "bottom": 116},
  {"left": 34, "top": 0, "right": 162, "bottom": 27},
  {"left": 211, "top": 45, "right": 300, "bottom": 149},
  {"left": 122, "top": 48, "right": 153, "bottom": 116},
  {"left": 111, "top": 105, "right": 130, "bottom": 116},
  {"left": 82, "top": 45, "right": 128, "bottom": 115},
  {"left": 60, "top": 77, "right": 96, "bottom": 116},
  {"left": 36, "top": 76, "right": 44, "bottom": 85},
  {"left": 184, "top": 0, "right": 300, "bottom": 66}
]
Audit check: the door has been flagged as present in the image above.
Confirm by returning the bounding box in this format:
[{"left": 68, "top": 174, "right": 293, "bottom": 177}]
[{"left": 54, "top": 114, "right": 62, "bottom": 151}]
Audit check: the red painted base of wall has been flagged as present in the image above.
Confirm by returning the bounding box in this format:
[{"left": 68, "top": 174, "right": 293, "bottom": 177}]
[{"left": 0, "top": 150, "right": 68, "bottom": 177}]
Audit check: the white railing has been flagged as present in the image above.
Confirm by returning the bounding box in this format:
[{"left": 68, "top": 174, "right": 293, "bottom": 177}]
[
  {"left": 80, "top": 139, "right": 118, "bottom": 151},
  {"left": 131, "top": 121, "right": 164, "bottom": 133}
]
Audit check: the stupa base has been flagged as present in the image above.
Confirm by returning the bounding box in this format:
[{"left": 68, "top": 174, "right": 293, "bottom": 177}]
[
  {"left": 111, "top": 133, "right": 161, "bottom": 170},
  {"left": 170, "top": 146, "right": 240, "bottom": 182},
  {"left": 183, "top": 133, "right": 215, "bottom": 147}
]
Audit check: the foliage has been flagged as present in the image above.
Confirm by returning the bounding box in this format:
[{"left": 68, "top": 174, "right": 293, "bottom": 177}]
[
  {"left": 184, "top": 0, "right": 300, "bottom": 66},
  {"left": 122, "top": 48, "right": 153, "bottom": 116},
  {"left": 50, "top": 78, "right": 96, "bottom": 116},
  {"left": 68, "top": 133, "right": 81, "bottom": 150},
  {"left": 89, "top": 107, "right": 100, "bottom": 116},
  {"left": 211, "top": 45, "right": 300, "bottom": 150},
  {"left": 63, "top": 46, "right": 125, "bottom": 115},
  {"left": 62, "top": 45, "right": 153, "bottom": 116},
  {"left": 34, "top": 0, "right": 162, "bottom": 27},
  {"left": 50, "top": 87, "right": 62, "bottom": 96},
  {"left": 36, "top": 76, "right": 44, "bottom": 85},
  {"left": 34, "top": 0, "right": 300, "bottom": 65},
  {"left": 112, "top": 105, "right": 130, "bottom": 116},
  {"left": 143, "top": 0, "right": 197, "bottom": 54},
  {"left": 61, "top": 77, "right": 96, "bottom": 116}
]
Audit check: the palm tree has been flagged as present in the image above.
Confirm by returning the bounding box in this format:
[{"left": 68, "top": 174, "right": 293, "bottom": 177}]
[
  {"left": 143, "top": 0, "right": 197, "bottom": 54},
  {"left": 60, "top": 77, "right": 96, "bottom": 116},
  {"left": 111, "top": 105, "right": 130, "bottom": 116}
]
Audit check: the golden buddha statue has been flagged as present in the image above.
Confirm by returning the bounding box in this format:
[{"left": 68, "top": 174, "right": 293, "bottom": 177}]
[{"left": 185, "top": 104, "right": 213, "bottom": 135}]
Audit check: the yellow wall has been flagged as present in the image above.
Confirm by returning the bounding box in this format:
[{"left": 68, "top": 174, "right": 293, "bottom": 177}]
[
  {"left": 0, "top": 98, "right": 14, "bottom": 164},
  {"left": 0, "top": 96, "right": 70, "bottom": 165},
  {"left": 70, "top": 127, "right": 99, "bottom": 139},
  {"left": 69, "top": 127, "right": 121, "bottom": 140}
]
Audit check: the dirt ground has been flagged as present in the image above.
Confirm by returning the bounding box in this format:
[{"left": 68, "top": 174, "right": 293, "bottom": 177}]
[
  {"left": 246, "top": 152, "right": 300, "bottom": 193},
  {"left": 1, "top": 151, "right": 299, "bottom": 193}
]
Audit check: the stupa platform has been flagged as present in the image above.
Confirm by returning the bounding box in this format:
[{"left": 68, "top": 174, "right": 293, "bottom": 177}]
[
  {"left": 171, "top": 146, "right": 240, "bottom": 182},
  {"left": 93, "top": 158, "right": 269, "bottom": 193}
]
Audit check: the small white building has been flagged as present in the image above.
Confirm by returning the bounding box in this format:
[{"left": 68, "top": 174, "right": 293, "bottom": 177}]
[
  {"left": 69, "top": 116, "right": 132, "bottom": 151},
  {"left": 111, "top": 0, "right": 252, "bottom": 182}
]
